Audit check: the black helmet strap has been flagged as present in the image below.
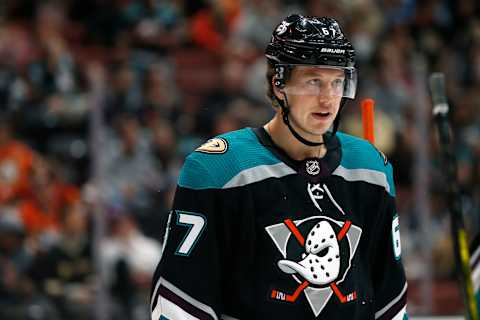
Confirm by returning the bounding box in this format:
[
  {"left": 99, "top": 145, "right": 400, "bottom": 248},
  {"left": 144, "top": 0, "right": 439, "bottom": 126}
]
[
  {"left": 276, "top": 92, "right": 325, "bottom": 147},
  {"left": 332, "top": 98, "right": 347, "bottom": 135}
]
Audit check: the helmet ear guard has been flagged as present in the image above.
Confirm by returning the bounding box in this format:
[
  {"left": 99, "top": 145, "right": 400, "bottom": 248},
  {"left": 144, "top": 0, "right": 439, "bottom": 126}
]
[{"left": 273, "top": 65, "right": 288, "bottom": 89}]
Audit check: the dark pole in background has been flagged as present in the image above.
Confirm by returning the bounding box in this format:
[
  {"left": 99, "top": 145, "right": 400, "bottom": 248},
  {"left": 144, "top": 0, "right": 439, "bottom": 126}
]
[{"left": 429, "top": 72, "right": 479, "bottom": 320}]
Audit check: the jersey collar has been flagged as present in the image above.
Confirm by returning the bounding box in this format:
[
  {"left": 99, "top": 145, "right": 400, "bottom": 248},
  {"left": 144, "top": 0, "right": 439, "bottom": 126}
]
[{"left": 253, "top": 127, "right": 342, "bottom": 182}]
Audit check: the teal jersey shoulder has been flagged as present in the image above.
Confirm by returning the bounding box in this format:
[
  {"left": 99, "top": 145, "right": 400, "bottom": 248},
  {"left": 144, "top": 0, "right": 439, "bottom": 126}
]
[
  {"left": 336, "top": 132, "right": 396, "bottom": 197},
  {"left": 178, "top": 128, "right": 292, "bottom": 190}
]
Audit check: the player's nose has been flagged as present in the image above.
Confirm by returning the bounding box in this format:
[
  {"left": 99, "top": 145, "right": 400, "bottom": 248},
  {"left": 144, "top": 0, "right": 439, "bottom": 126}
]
[{"left": 316, "top": 86, "right": 337, "bottom": 101}]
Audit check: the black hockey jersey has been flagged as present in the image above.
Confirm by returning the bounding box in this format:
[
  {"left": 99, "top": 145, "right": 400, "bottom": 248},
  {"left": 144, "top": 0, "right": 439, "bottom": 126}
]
[{"left": 151, "top": 127, "right": 407, "bottom": 319}]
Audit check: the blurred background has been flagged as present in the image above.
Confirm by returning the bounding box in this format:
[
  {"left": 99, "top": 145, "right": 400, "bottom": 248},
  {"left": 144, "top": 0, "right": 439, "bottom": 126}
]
[{"left": 0, "top": 0, "right": 478, "bottom": 319}]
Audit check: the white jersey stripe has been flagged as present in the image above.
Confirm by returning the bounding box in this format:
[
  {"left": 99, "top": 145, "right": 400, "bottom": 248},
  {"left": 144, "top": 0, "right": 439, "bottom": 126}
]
[
  {"left": 375, "top": 282, "right": 408, "bottom": 319},
  {"left": 151, "top": 277, "right": 240, "bottom": 320},
  {"left": 472, "top": 261, "right": 480, "bottom": 293},
  {"left": 155, "top": 277, "right": 218, "bottom": 320},
  {"left": 223, "top": 163, "right": 296, "bottom": 189},
  {"left": 151, "top": 213, "right": 173, "bottom": 311},
  {"left": 152, "top": 294, "right": 239, "bottom": 320},
  {"left": 470, "top": 244, "right": 480, "bottom": 267},
  {"left": 151, "top": 301, "right": 162, "bottom": 320},
  {"left": 333, "top": 165, "right": 390, "bottom": 194},
  {"left": 392, "top": 305, "right": 407, "bottom": 320},
  {"left": 159, "top": 297, "right": 199, "bottom": 320},
  {"left": 151, "top": 277, "right": 162, "bottom": 311}
]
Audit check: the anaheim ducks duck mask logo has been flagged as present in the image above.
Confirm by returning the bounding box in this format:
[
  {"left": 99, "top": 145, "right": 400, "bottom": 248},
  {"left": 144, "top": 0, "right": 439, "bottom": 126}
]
[
  {"left": 265, "top": 215, "right": 362, "bottom": 316},
  {"left": 195, "top": 138, "right": 228, "bottom": 154}
]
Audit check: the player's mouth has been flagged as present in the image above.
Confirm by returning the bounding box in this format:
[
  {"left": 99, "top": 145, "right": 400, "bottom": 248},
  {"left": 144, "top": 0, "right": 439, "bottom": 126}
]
[{"left": 311, "top": 112, "right": 331, "bottom": 120}]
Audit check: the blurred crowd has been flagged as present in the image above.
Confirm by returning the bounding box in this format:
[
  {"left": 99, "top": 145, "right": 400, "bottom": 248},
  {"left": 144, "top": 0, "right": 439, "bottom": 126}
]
[{"left": 0, "top": 0, "right": 479, "bottom": 318}]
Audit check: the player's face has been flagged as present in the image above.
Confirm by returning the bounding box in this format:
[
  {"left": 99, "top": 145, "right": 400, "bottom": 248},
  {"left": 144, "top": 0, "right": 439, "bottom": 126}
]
[{"left": 281, "top": 66, "right": 345, "bottom": 136}]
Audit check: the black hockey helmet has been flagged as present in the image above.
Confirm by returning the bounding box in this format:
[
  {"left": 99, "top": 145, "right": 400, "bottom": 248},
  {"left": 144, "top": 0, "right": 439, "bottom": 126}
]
[
  {"left": 265, "top": 14, "right": 357, "bottom": 146},
  {"left": 265, "top": 15, "right": 355, "bottom": 70}
]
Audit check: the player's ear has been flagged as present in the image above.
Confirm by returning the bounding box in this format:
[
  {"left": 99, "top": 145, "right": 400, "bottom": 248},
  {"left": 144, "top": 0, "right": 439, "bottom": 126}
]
[{"left": 272, "top": 77, "right": 285, "bottom": 101}]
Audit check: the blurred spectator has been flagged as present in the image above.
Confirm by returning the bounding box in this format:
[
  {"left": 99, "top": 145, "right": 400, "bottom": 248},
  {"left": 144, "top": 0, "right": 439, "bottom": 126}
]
[
  {"left": 123, "top": 0, "right": 187, "bottom": 52},
  {"left": 141, "top": 62, "right": 180, "bottom": 125},
  {"left": 380, "top": 0, "right": 417, "bottom": 27},
  {"left": 198, "top": 57, "right": 252, "bottom": 135},
  {"left": 363, "top": 39, "right": 413, "bottom": 129},
  {"left": 232, "top": 0, "right": 283, "bottom": 49},
  {"left": 101, "top": 213, "right": 161, "bottom": 320},
  {"left": 105, "top": 64, "right": 142, "bottom": 123},
  {"left": 189, "top": 0, "right": 240, "bottom": 54},
  {"left": 347, "top": 2, "right": 383, "bottom": 63},
  {"left": 141, "top": 117, "right": 179, "bottom": 240},
  {"left": 73, "top": 0, "right": 128, "bottom": 47},
  {"left": 28, "top": 200, "right": 92, "bottom": 320},
  {"left": 149, "top": 117, "right": 179, "bottom": 174},
  {"left": 0, "top": 208, "right": 59, "bottom": 319},
  {"left": 103, "top": 113, "right": 161, "bottom": 220},
  {"left": 0, "top": 22, "right": 38, "bottom": 70},
  {"left": 29, "top": 2, "right": 75, "bottom": 95},
  {"left": 306, "top": 0, "right": 346, "bottom": 22},
  {"left": 0, "top": 113, "right": 34, "bottom": 205},
  {"left": 17, "top": 156, "right": 79, "bottom": 245}
]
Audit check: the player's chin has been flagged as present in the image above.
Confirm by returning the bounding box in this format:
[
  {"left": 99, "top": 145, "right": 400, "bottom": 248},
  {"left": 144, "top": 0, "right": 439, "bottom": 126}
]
[
  {"left": 303, "top": 128, "right": 330, "bottom": 140},
  {"left": 306, "top": 122, "right": 333, "bottom": 136}
]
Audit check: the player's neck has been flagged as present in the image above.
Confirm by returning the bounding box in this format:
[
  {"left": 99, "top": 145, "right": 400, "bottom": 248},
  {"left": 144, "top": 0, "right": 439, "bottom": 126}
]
[{"left": 264, "top": 115, "right": 327, "bottom": 161}]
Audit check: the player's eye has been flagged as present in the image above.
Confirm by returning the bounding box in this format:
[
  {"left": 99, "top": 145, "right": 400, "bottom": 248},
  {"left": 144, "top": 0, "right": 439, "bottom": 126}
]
[
  {"left": 317, "top": 246, "right": 330, "bottom": 257},
  {"left": 306, "top": 79, "right": 322, "bottom": 86},
  {"left": 332, "top": 78, "right": 345, "bottom": 89}
]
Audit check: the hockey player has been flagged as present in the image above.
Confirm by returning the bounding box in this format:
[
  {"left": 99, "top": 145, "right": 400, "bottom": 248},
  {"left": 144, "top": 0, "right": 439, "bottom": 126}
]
[{"left": 151, "top": 14, "right": 407, "bottom": 319}]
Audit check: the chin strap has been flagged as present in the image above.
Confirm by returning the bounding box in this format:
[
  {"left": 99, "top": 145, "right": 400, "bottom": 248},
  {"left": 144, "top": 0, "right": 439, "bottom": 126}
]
[
  {"left": 332, "top": 98, "right": 347, "bottom": 135},
  {"left": 277, "top": 92, "right": 325, "bottom": 147}
]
